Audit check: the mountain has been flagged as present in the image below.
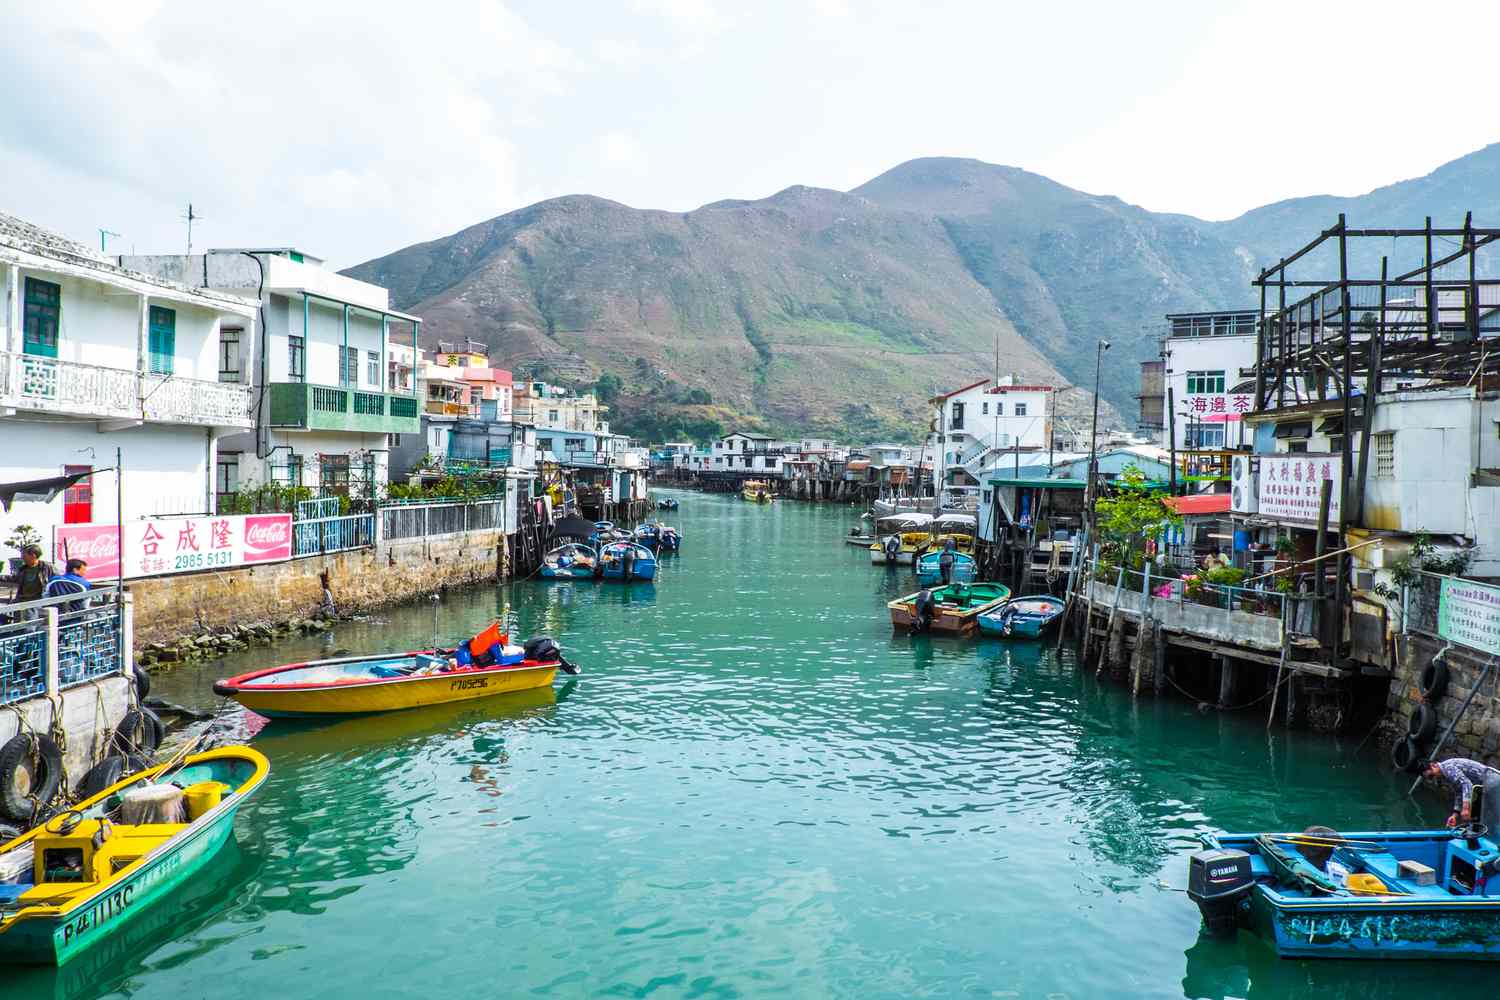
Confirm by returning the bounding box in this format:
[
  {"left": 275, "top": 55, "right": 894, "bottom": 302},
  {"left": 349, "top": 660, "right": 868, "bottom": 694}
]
[{"left": 345, "top": 143, "right": 1500, "bottom": 441}]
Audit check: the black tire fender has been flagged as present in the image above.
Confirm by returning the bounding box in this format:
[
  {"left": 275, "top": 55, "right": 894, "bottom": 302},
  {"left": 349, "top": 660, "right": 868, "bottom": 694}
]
[
  {"left": 0, "top": 733, "right": 64, "bottom": 823},
  {"left": 133, "top": 665, "right": 151, "bottom": 701},
  {"left": 1408, "top": 703, "right": 1439, "bottom": 743},
  {"left": 1420, "top": 656, "right": 1450, "bottom": 701},
  {"left": 112, "top": 707, "right": 164, "bottom": 755},
  {"left": 1392, "top": 735, "right": 1422, "bottom": 773},
  {"left": 78, "top": 755, "right": 129, "bottom": 799}
]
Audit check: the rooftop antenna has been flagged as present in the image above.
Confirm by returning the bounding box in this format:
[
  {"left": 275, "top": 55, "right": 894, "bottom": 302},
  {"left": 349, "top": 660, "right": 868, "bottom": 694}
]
[
  {"left": 183, "top": 203, "right": 200, "bottom": 254},
  {"left": 98, "top": 229, "right": 122, "bottom": 254}
]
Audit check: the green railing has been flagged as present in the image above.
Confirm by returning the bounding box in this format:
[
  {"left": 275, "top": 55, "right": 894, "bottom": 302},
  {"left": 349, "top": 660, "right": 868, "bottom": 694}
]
[{"left": 269, "top": 382, "right": 418, "bottom": 433}]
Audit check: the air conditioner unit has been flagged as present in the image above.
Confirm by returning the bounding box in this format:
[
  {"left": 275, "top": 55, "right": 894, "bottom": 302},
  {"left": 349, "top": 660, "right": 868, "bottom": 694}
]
[{"left": 1229, "top": 454, "right": 1258, "bottom": 514}]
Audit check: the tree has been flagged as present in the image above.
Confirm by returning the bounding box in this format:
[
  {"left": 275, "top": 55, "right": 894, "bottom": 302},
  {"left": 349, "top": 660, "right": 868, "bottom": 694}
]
[
  {"left": 594, "top": 372, "right": 622, "bottom": 404},
  {"left": 685, "top": 387, "right": 712, "bottom": 405},
  {"left": 1094, "top": 464, "right": 1179, "bottom": 569}
]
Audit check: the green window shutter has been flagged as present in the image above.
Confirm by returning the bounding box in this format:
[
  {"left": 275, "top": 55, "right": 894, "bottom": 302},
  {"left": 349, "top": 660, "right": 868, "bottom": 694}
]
[
  {"left": 22, "top": 277, "right": 61, "bottom": 358},
  {"left": 148, "top": 306, "right": 176, "bottom": 374}
]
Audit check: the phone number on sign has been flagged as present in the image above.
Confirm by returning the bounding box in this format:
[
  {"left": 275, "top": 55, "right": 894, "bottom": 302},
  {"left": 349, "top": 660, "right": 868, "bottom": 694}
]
[{"left": 173, "top": 551, "right": 234, "bottom": 571}]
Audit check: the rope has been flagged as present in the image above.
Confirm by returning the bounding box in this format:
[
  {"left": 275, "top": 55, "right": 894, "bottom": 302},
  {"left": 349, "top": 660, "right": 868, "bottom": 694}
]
[{"left": 1160, "top": 666, "right": 1291, "bottom": 713}]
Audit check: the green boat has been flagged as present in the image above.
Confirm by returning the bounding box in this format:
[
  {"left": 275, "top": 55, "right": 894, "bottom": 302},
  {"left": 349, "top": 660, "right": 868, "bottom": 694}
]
[
  {"left": 888, "top": 582, "right": 1010, "bottom": 634},
  {"left": 0, "top": 745, "right": 269, "bottom": 965}
]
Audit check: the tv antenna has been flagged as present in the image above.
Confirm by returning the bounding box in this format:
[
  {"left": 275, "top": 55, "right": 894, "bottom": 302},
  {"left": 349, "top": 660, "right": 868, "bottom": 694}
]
[
  {"left": 182, "top": 203, "right": 201, "bottom": 254},
  {"left": 98, "top": 229, "right": 122, "bottom": 254}
]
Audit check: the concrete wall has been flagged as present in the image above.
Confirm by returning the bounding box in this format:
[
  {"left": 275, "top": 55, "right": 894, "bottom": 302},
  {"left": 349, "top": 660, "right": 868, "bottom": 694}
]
[
  {"left": 125, "top": 529, "right": 506, "bottom": 646},
  {"left": 1388, "top": 633, "right": 1500, "bottom": 764},
  {"left": 0, "top": 676, "right": 133, "bottom": 794},
  {"left": 0, "top": 421, "right": 215, "bottom": 548},
  {"left": 1087, "top": 577, "right": 1285, "bottom": 651},
  {"left": 1160, "top": 333, "right": 1256, "bottom": 450}
]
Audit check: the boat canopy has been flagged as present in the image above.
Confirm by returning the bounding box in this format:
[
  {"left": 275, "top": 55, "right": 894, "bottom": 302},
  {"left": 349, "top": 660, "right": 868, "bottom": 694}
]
[
  {"left": 932, "top": 513, "right": 977, "bottom": 531},
  {"left": 876, "top": 512, "right": 933, "bottom": 529}
]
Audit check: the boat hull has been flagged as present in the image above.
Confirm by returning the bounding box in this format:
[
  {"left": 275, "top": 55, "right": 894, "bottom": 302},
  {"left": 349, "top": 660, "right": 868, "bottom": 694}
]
[
  {"left": 976, "top": 598, "right": 1064, "bottom": 638},
  {"left": 1251, "top": 890, "right": 1500, "bottom": 960},
  {"left": 539, "top": 566, "right": 595, "bottom": 579},
  {"left": 225, "top": 662, "right": 558, "bottom": 717},
  {"left": 0, "top": 748, "right": 267, "bottom": 966}
]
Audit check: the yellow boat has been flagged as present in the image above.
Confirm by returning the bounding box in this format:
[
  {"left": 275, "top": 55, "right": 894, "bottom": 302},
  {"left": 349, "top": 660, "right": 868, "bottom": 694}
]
[
  {"left": 870, "top": 530, "right": 933, "bottom": 566},
  {"left": 213, "top": 625, "right": 577, "bottom": 718},
  {"left": 0, "top": 746, "right": 268, "bottom": 965},
  {"left": 741, "top": 479, "right": 775, "bottom": 502}
]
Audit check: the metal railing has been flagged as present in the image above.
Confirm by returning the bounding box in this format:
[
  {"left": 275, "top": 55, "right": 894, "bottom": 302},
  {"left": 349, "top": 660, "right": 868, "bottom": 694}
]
[
  {"left": 380, "top": 499, "right": 506, "bottom": 542},
  {"left": 293, "top": 513, "right": 375, "bottom": 557},
  {"left": 1, "top": 587, "right": 129, "bottom": 707},
  {"left": 1087, "top": 561, "right": 1293, "bottom": 620},
  {"left": 1, "top": 351, "right": 253, "bottom": 428}
]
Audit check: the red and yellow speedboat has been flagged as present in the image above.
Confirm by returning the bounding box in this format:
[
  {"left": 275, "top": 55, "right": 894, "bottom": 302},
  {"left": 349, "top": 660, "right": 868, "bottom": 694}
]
[{"left": 214, "top": 625, "right": 577, "bottom": 718}]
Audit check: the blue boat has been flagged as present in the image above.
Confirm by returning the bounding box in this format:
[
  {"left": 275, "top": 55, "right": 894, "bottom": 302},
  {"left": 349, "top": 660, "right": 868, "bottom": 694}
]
[
  {"left": 1188, "top": 826, "right": 1500, "bottom": 959},
  {"left": 634, "top": 522, "right": 662, "bottom": 550},
  {"left": 658, "top": 525, "right": 681, "bottom": 552},
  {"left": 539, "top": 542, "right": 598, "bottom": 579},
  {"left": 915, "top": 550, "right": 976, "bottom": 586},
  {"left": 976, "top": 595, "right": 1064, "bottom": 638},
  {"left": 658, "top": 497, "right": 679, "bottom": 510},
  {"left": 588, "top": 521, "right": 615, "bottom": 547},
  {"left": 599, "top": 541, "right": 657, "bottom": 581}
]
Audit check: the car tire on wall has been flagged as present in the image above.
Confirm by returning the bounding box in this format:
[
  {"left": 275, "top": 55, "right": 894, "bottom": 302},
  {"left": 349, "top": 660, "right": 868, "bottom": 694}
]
[
  {"left": 1408, "top": 703, "right": 1439, "bottom": 743},
  {"left": 0, "top": 733, "right": 65, "bottom": 823},
  {"left": 1420, "top": 656, "right": 1450, "bottom": 701},
  {"left": 1391, "top": 735, "right": 1422, "bottom": 773}
]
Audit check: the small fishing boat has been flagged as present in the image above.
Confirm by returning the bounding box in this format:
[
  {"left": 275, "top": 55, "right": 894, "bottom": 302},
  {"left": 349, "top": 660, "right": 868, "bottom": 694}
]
[
  {"left": 741, "top": 480, "right": 775, "bottom": 503},
  {"left": 539, "top": 542, "right": 598, "bottom": 580},
  {"left": 634, "top": 522, "right": 662, "bottom": 550},
  {"left": 915, "top": 549, "right": 978, "bottom": 586},
  {"left": 976, "top": 595, "right": 1065, "bottom": 638},
  {"left": 588, "top": 520, "right": 615, "bottom": 546},
  {"left": 657, "top": 497, "right": 679, "bottom": 510},
  {"left": 658, "top": 525, "right": 682, "bottom": 552},
  {"left": 1188, "top": 825, "right": 1500, "bottom": 959},
  {"left": 888, "top": 582, "right": 1010, "bottom": 635},
  {"left": 0, "top": 745, "right": 268, "bottom": 965},
  {"left": 213, "top": 625, "right": 577, "bottom": 717},
  {"left": 868, "top": 513, "right": 933, "bottom": 565},
  {"left": 928, "top": 512, "right": 977, "bottom": 556},
  {"left": 599, "top": 541, "right": 657, "bottom": 581}
]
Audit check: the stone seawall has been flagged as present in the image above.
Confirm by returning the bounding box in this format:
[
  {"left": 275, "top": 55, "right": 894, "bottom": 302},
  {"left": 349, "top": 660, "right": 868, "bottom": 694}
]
[
  {"left": 1386, "top": 633, "right": 1500, "bottom": 764},
  {"left": 127, "top": 530, "right": 506, "bottom": 647}
]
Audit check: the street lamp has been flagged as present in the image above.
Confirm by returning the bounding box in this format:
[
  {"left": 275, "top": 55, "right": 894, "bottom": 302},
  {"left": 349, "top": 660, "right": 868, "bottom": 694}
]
[{"left": 1087, "top": 340, "right": 1111, "bottom": 541}]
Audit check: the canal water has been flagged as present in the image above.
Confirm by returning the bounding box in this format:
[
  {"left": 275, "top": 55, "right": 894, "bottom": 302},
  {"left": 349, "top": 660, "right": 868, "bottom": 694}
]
[{"left": 13, "top": 491, "right": 1474, "bottom": 999}]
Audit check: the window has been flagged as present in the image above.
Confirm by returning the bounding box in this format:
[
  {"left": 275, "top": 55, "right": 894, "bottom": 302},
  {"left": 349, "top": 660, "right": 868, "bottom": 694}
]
[
  {"left": 339, "top": 346, "right": 358, "bottom": 387},
  {"left": 548, "top": 409, "right": 560, "bottom": 424},
  {"left": 1015, "top": 402, "right": 1028, "bottom": 417},
  {"left": 950, "top": 401, "right": 965, "bottom": 430},
  {"left": 366, "top": 351, "right": 379, "bottom": 387},
  {"left": 981, "top": 401, "right": 989, "bottom": 415},
  {"left": 216, "top": 453, "right": 239, "bottom": 496},
  {"left": 1186, "top": 370, "right": 1225, "bottom": 395},
  {"left": 1375, "top": 432, "right": 1395, "bottom": 477},
  {"left": 320, "top": 453, "right": 351, "bottom": 491},
  {"left": 148, "top": 306, "right": 176, "bottom": 375},
  {"left": 1184, "top": 424, "right": 1225, "bottom": 449},
  {"left": 993, "top": 401, "right": 1003, "bottom": 416},
  {"left": 219, "top": 328, "right": 242, "bottom": 383},
  {"left": 272, "top": 454, "right": 303, "bottom": 487},
  {"left": 565, "top": 437, "right": 586, "bottom": 450},
  {"left": 390, "top": 434, "right": 402, "bottom": 448},
  {"left": 1287, "top": 441, "right": 1308, "bottom": 454},
  {"left": 288, "top": 336, "right": 306, "bottom": 382},
  {"left": 22, "top": 277, "right": 60, "bottom": 357}
]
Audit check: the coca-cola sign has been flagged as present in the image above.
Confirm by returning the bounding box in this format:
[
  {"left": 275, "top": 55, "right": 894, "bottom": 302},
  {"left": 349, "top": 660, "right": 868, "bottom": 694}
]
[{"left": 57, "top": 513, "right": 294, "bottom": 580}]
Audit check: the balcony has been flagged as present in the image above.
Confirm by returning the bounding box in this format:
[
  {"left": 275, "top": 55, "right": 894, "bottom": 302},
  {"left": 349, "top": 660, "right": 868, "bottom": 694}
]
[
  {"left": 268, "top": 382, "right": 420, "bottom": 434},
  {"left": 0, "top": 351, "right": 253, "bottom": 428}
]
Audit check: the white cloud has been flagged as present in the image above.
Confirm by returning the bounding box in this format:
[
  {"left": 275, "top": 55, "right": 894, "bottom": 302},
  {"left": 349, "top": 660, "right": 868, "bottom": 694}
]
[{"left": 597, "top": 132, "right": 649, "bottom": 174}]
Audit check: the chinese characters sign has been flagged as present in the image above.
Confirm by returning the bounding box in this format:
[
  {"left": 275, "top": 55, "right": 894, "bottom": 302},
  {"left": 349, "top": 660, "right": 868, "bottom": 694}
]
[
  {"left": 56, "top": 514, "right": 293, "bottom": 581},
  {"left": 1438, "top": 577, "right": 1500, "bottom": 657},
  {"left": 1257, "top": 454, "right": 1342, "bottom": 524},
  {"left": 1183, "top": 394, "right": 1254, "bottom": 422}
]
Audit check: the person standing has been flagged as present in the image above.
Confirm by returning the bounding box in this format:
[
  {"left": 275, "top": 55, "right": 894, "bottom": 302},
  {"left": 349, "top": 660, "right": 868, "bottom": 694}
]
[
  {"left": 1423, "top": 757, "right": 1500, "bottom": 828},
  {"left": 9, "top": 545, "right": 52, "bottom": 603}
]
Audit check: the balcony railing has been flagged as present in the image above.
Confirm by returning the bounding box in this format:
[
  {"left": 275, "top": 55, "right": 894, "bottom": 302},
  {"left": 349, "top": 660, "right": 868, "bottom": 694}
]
[
  {"left": 268, "top": 382, "right": 420, "bottom": 434},
  {"left": 1, "top": 351, "right": 253, "bottom": 428}
]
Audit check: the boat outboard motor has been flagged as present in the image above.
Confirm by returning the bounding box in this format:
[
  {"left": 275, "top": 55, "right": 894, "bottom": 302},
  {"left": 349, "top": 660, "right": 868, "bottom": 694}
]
[
  {"left": 912, "top": 589, "right": 936, "bottom": 634},
  {"left": 1186, "top": 848, "right": 1253, "bottom": 936},
  {"left": 622, "top": 546, "right": 635, "bottom": 578},
  {"left": 884, "top": 535, "right": 901, "bottom": 562},
  {"left": 524, "top": 635, "right": 580, "bottom": 675}
]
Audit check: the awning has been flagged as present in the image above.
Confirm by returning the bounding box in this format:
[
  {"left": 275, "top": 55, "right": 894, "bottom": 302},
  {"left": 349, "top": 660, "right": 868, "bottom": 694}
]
[
  {"left": 1273, "top": 420, "right": 1313, "bottom": 439},
  {"left": 1317, "top": 414, "right": 1364, "bottom": 435},
  {"left": 989, "top": 477, "right": 1087, "bottom": 490},
  {"left": 1165, "top": 493, "right": 1231, "bottom": 515},
  {"left": 0, "top": 472, "right": 92, "bottom": 511}
]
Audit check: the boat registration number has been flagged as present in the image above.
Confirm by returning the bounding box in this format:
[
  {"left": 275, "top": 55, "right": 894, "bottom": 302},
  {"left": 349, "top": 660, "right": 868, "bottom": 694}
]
[{"left": 450, "top": 677, "right": 490, "bottom": 691}]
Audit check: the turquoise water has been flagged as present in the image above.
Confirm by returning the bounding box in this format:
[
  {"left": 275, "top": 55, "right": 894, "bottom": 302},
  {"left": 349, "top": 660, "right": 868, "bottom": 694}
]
[{"left": 11, "top": 491, "right": 1473, "bottom": 999}]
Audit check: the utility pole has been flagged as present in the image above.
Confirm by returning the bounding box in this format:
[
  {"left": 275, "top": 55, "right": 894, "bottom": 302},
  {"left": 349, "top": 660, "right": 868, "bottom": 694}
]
[
  {"left": 184, "top": 203, "right": 200, "bottom": 254},
  {"left": 98, "top": 229, "right": 121, "bottom": 254}
]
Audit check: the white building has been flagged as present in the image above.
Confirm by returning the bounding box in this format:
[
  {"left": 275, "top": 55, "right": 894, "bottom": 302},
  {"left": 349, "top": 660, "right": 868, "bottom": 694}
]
[
  {"left": 0, "top": 213, "right": 259, "bottom": 547},
  {"left": 1145, "top": 310, "right": 1259, "bottom": 451},
  {"left": 931, "top": 376, "right": 1055, "bottom": 487},
  {"left": 713, "top": 432, "right": 785, "bottom": 476},
  {"left": 125, "top": 249, "right": 422, "bottom": 501}
]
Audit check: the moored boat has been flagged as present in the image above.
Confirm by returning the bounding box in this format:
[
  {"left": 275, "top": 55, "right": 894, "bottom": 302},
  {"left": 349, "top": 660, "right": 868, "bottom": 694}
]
[
  {"left": 658, "top": 525, "right": 682, "bottom": 552},
  {"left": 928, "top": 512, "right": 977, "bottom": 556},
  {"left": 741, "top": 480, "right": 775, "bottom": 503},
  {"left": 1188, "top": 826, "right": 1500, "bottom": 960},
  {"left": 915, "top": 549, "right": 977, "bottom": 586},
  {"left": 539, "top": 542, "right": 598, "bottom": 579},
  {"left": 213, "top": 625, "right": 577, "bottom": 717},
  {"left": 868, "top": 513, "right": 933, "bottom": 565},
  {"left": 0, "top": 745, "right": 269, "bottom": 965},
  {"left": 633, "top": 522, "right": 662, "bottom": 550},
  {"left": 976, "top": 595, "right": 1064, "bottom": 638},
  {"left": 887, "top": 582, "right": 1010, "bottom": 634},
  {"left": 599, "top": 541, "right": 657, "bottom": 581},
  {"left": 657, "top": 497, "right": 679, "bottom": 510}
]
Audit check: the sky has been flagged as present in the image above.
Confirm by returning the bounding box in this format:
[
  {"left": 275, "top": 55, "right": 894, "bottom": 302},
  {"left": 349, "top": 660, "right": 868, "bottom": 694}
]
[{"left": 3, "top": 0, "right": 1498, "bottom": 269}]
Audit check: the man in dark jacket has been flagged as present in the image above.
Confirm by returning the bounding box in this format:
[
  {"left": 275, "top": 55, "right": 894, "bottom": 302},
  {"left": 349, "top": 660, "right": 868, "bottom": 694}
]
[{"left": 9, "top": 545, "right": 52, "bottom": 603}]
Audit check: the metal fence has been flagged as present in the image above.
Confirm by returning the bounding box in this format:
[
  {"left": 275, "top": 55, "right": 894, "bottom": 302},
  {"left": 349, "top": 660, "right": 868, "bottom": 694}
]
[
  {"left": 1, "top": 587, "right": 127, "bottom": 707},
  {"left": 294, "top": 514, "right": 376, "bottom": 557},
  {"left": 380, "top": 499, "right": 506, "bottom": 542}
]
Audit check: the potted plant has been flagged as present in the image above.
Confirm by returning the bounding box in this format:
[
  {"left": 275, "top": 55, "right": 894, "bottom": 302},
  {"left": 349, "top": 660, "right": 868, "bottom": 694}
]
[{"left": 5, "top": 524, "right": 43, "bottom": 579}]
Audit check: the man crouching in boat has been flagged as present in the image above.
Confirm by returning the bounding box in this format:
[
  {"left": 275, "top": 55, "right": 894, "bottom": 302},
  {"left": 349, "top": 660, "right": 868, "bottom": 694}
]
[{"left": 1423, "top": 757, "right": 1500, "bottom": 829}]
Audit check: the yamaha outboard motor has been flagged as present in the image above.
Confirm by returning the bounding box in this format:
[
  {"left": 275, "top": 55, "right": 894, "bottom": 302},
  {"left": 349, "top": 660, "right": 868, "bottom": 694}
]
[
  {"left": 524, "top": 635, "right": 580, "bottom": 675},
  {"left": 1187, "top": 848, "right": 1253, "bottom": 936},
  {"left": 883, "top": 535, "right": 901, "bottom": 563},
  {"left": 912, "top": 589, "right": 936, "bottom": 634}
]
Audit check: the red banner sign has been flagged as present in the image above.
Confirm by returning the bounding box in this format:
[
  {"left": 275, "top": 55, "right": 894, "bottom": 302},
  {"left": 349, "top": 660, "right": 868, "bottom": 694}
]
[{"left": 56, "top": 513, "right": 293, "bottom": 581}]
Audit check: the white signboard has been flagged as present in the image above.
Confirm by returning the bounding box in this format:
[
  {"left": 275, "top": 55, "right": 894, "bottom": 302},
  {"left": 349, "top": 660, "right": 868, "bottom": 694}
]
[
  {"left": 1438, "top": 578, "right": 1500, "bottom": 657},
  {"left": 55, "top": 513, "right": 294, "bottom": 581},
  {"left": 1256, "top": 453, "right": 1342, "bottom": 524},
  {"left": 1184, "top": 393, "right": 1255, "bottom": 422}
]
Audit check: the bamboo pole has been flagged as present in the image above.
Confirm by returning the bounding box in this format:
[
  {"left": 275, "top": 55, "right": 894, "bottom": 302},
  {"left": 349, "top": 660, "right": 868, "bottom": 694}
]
[{"left": 1242, "top": 536, "right": 1382, "bottom": 585}]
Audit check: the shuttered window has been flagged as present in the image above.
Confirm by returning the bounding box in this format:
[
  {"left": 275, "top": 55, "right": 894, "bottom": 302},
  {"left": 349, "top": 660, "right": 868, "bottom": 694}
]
[{"left": 148, "top": 306, "right": 176, "bottom": 374}]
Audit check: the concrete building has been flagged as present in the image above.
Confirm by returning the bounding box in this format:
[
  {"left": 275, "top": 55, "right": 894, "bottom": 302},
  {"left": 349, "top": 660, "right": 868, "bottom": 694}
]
[
  {"left": 124, "top": 248, "right": 422, "bottom": 502},
  {"left": 713, "top": 432, "right": 785, "bottom": 476},
  {"left": 0, "top": 213, "right": 260, "bottom": 546},
  {"left": 1138, "top": 310, "right": 1259, "bottom": 452},
  {"left": 931, "top": 376, "right": 1055, "bottom": 488},
  {"left": 513, "top": 381, "right": 608, "bottom": 433}
]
